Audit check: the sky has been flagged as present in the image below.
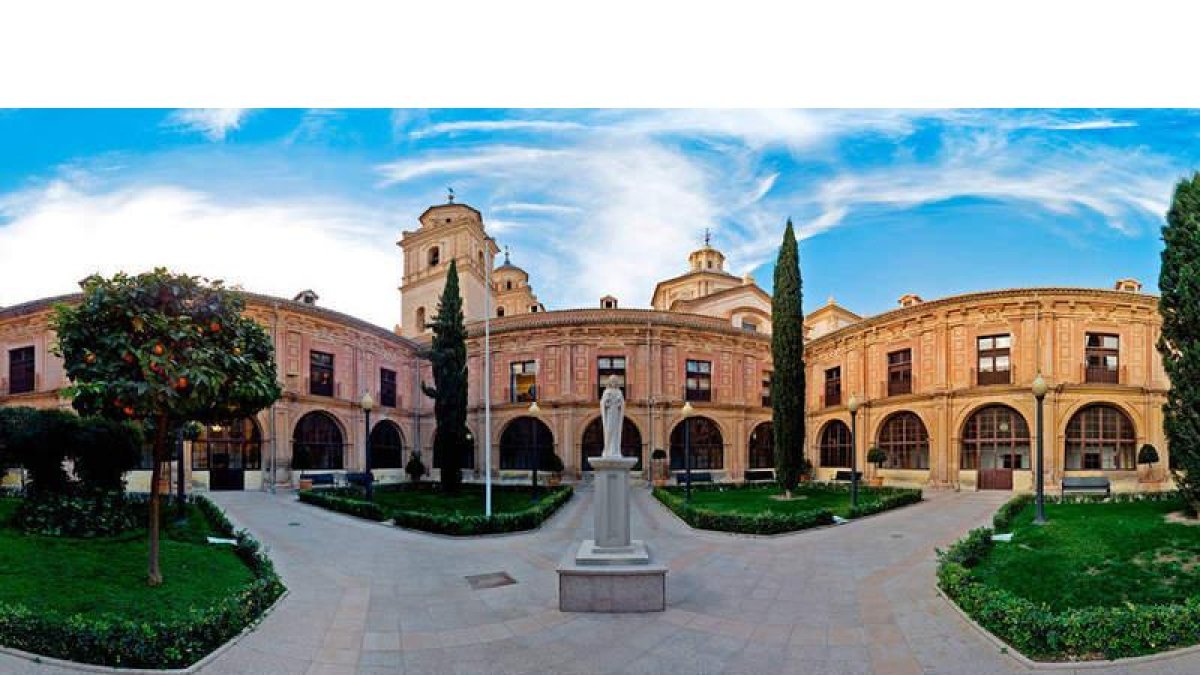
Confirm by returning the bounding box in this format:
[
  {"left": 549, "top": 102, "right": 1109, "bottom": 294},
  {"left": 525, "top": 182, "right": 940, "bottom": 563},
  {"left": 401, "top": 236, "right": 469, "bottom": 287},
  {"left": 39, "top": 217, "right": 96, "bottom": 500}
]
[{"left": 0, "top": 109, "right": 1193, "bottom": 329}]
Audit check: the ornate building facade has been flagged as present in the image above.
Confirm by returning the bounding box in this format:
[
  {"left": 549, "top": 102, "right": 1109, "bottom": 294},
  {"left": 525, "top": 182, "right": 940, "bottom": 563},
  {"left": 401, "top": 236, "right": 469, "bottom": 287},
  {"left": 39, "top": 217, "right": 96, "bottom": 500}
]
[{"left": 0, "top": 197, "right": 1171, "bottom": 493}]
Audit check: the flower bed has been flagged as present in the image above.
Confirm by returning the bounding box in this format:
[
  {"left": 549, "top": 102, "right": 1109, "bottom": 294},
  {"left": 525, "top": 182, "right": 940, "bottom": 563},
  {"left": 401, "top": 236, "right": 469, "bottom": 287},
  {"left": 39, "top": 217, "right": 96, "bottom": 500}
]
[
  {"left": 938, "top": 490, "right": 1200, "bottom": 661},
  {"left": 652, "top": 482, "right": 922, "bottom": 535},
  {"left": 0, "top": 495, "right": 284, "bottom": 669}
]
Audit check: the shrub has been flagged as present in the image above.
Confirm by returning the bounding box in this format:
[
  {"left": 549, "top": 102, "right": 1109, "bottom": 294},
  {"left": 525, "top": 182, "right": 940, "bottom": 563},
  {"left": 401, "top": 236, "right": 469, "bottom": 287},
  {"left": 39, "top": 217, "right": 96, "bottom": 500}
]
[
  {"left": 13, "top": 491, "right": 139, "bottom": 537},
  {"left": 867, "top": 446, "right": 887, "bottom": 468},
  {"left": 71, "top": 419, "right": 142, "bottom": 492},
  {"left": 992, "top": 493, "right": 1033, "bottom": 532},
  {"left": 651, "top": 448, "right": 667, "bottom": 460},
  {"left": 3, "top": 407, "right": 77, "bottom": 494},
  {"left": 389, "top": 486, "right": 573, "bottom": 535},
  {"left": 544, "top": 452, "right": 564, "bottom": 473},
  {"left": 1139, "top": 443, "right": 1160, "bottom": 466},
  {"left": 0, "top": 495, "right": 284, "bottom": 668},
  {"left": 405, "top": 450, "right": 427, "bottom": 483},
  {"left": 297, "top": 489, "right": 386, "bottom": 521},
  {"left": 938, "top": 494, "right": 1200, "bottom": 660}
]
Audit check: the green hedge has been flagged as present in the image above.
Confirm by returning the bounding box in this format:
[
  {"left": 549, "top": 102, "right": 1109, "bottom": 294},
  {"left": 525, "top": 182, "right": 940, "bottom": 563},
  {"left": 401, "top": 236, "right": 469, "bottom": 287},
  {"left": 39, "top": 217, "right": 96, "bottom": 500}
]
[
  {"left": 13, "top": 490, "right": 139, "bottom": 537},
  {"left": 938, "top": 492, "right": 1200, "bottom": 660},
  {"left": 991, "top": 493, "right": 1034, "bottom": 533},
  {"left": 390, "top": 486, "right": 573, "bottom": 536},
  {"left": 297, "top": 488, "right": 386, "bottom": 521},
  {"left": 652, "top": 482, "right": 922, "bottom": 535},
  {"left": 0, "top": 495, "right": 284, "bottom": 669}
]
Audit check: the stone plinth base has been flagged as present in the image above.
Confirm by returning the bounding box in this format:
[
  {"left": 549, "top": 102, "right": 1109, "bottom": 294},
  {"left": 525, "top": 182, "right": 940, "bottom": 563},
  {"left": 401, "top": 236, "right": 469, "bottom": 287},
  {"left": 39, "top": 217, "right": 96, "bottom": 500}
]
[
  {"left": 575, "top": 539, "right": 651, "bottom": 565},
  {"left": 558, "top": 544, "right": 667, "bottom": 613}
]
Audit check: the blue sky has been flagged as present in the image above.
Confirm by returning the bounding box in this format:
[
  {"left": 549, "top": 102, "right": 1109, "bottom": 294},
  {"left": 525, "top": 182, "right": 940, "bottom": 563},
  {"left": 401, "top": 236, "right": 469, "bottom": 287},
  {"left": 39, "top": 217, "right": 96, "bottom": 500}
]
[{"left": 0, "top": 109, "right": 1192, "bottom": 328}]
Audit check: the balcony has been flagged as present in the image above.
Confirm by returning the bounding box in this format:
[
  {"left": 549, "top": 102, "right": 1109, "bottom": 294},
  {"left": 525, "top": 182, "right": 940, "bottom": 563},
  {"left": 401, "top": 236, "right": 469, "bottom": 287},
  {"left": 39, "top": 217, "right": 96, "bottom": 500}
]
[
  {"left": 887, "top": 378, "right": 912, "bottom": 397},
  {"left": 824, "top": 388, "right": 841, "bottom": 407},
  {"left": 976, "top": 368, "right": 1011, "bottom": 386}
]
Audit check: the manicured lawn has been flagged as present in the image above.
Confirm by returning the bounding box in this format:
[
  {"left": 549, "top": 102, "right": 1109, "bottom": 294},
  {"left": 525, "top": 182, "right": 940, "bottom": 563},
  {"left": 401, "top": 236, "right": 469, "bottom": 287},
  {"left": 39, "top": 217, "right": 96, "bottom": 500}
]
[
  {"left": 972, "top": 497, "right": 1200, "bottom": 611},
  {"left": 0, "top": 497, "right": 254, "bottom": 621},
  {"left": 373, "top": 483, "right": 557, "bottom": 515},
  {"left": 685, "top": 484, "right": 883, "bottom": 518}
]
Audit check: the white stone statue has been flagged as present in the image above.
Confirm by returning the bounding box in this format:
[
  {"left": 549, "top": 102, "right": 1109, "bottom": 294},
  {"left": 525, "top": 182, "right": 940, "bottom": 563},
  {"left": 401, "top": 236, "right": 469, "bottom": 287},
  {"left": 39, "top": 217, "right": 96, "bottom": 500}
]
[{"left": 600, "top": 375, "right": 624, "bottom": 458}]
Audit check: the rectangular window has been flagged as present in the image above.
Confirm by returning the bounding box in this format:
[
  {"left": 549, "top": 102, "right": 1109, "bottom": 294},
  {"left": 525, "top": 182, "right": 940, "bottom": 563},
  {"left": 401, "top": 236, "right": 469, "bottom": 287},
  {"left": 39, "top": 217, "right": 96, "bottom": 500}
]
[
  {"left": 685, "top": 359, "right": 712, "bottom": 402},
  {"left": 7, "top": 346, "right": 34, "bottom": 394},
  {"left": 824, "top": 366, "right": 841, "bottom": 407},
  {"left": 310, "top": 351, "right": 334, "bottom": 397},
  {"left": 977, "top": 334, "right": 1012, "bottom": 386},
  {"left": 741, "top": 319, "right": 758, "bottom": 332},
  {"left": 887, "top": 349, "right": 912, "bottom": 396},
  {"left": 1085, "top": 333, "right": 1119, "bottom": 384},
  {"left": 597, "top": 356, "right": 627, "bottom": 399},
  {"left": 380, "top": 368, "right": 397, "bottom": 408},
  {"left": 511, "top": 360, "right": 537, "bottom": 402},
  {"left": 761, "top": 372, "right": 772, "bottom": 408}
]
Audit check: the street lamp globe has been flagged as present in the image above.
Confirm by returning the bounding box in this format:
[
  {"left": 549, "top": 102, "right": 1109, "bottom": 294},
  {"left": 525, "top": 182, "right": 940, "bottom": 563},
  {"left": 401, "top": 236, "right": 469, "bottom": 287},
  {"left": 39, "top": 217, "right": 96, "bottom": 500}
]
[
  {"left": 1032, "top": 373, "right": 1048, "bottom": 398},
  {"left": 847, "top": 394, "right": 859, "bottom": 414},
  {"left": 361, "top": 391, "right": 375, "bottom": 412},
  {"left": 528, "top": 401, "right": 541, "bottom": 414},
  {"left": 681, "top": 401, "right": 694, "bottom": 418}
]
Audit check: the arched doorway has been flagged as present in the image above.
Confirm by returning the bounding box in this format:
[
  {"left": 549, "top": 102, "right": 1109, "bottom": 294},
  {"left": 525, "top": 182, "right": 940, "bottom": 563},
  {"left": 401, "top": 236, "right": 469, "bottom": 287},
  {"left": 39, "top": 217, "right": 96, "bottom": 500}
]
[
  {"left": 670, "top": 417, "right": 724, "bottom": 471},
  {"left": 961, "top": 405, "right": 1030, "bottom": 490},
  {"left": 370, "top": 421, "right": 405, "bottom": 469},
  {"left": 876, "top": 412, "right": 930, "bottom": 470},
  {"left": 292, "top": 412, "right": 344, "bottom": 471},
  {"left": 432, "top": 427, "right": 476, "bottom": 470},
  {"left": 748, "top": 422, "right": 774, "bottom": 470},
  {"left": 193, "top": 418, "right": 262, "bottom": 490},
  {"left": 580, "top": 417, "right": 643, "bottom": 471},
  {"left": 1065, "top": 404, "right": 1137, "bottom": 470},
  {"left": 818, "top": 420, "right": 852, "bottom": 468},
  {"left": 500, "top": 416, "right": 555, "bottom": 470}
]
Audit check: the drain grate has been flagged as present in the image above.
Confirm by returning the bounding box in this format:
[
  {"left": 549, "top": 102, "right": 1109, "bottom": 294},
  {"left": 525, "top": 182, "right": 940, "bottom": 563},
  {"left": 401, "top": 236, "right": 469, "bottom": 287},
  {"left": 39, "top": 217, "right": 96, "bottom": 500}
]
[
  {"left": 466, "top": 571, "right": 516, "bottom": 590},
  {"left": 288, "top": 522, "right": 302, "bottom": 527}
]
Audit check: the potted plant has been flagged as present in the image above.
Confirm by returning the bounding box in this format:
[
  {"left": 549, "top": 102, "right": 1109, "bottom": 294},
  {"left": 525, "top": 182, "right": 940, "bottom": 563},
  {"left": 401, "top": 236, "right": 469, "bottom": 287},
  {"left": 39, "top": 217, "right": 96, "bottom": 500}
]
[
  {"left": 867, "top": 446, "right": 887, "bottom": 487},
  {"left": 405, "top": 450, "right": 427, "bottom": 484},
  {"left": 650, "top": 448, "right": 669, "bottom": 486},
  {"left": 1137, "top": 443, "right": 1160, "bottom": 483},
  {"left": 545, "top": 453, "right": 565, "bottom": 486}
]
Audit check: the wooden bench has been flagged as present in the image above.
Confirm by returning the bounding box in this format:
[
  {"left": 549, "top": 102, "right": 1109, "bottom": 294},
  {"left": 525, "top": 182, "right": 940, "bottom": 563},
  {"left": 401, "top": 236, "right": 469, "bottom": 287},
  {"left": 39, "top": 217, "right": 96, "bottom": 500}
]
[
  {"left": 345, "top": 472, "right": 372, "bottom": 487},
  {"left": 744, "top": 469, "right": 775, "bottom": 482},
  {"left": 833, "top": 470, "right": 863, "bottom": 482},
  {"left": 675, "top": 471, "right": 713, "bottom": 484},
  {"left": 1062, "top": 476, "right": 1111, "bottom": 497},
  {"left": 301, "top": 472, "right": 336, "bottom": 488}
]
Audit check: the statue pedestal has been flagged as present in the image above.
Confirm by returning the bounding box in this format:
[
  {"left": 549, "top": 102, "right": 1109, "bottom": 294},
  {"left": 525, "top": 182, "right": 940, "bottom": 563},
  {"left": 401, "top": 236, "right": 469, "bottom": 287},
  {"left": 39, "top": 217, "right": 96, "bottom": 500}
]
[{"left": 557, "top": 455, "right": 666, "bottom": 612}]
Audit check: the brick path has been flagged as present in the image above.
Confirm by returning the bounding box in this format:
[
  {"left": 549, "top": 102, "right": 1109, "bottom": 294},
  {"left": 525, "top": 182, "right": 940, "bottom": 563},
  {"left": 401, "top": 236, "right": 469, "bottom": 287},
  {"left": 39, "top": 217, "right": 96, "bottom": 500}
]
[{"left": 5, "top": 486, "right": 1200, "bottom": 674}]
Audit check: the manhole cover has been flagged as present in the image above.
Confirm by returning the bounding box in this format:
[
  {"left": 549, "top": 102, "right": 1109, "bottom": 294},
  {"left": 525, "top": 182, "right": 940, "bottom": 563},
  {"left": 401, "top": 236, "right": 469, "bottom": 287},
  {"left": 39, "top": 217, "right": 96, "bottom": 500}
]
[
  {"left": 466, "top": 572, "right": 516, "bottom": 590},
  {"left": 890, "top": 533, "right": 903, "bottom": 539},
  {"left": 288, "top": 522, "right": 302, "bottom": 527}
]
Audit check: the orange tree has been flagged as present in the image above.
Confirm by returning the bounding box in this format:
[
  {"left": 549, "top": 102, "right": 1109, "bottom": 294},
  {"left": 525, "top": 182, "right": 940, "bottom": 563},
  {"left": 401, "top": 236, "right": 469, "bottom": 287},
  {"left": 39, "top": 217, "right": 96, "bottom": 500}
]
[{"left": 53, "top": 269, "right": 280, "bottom": 585}]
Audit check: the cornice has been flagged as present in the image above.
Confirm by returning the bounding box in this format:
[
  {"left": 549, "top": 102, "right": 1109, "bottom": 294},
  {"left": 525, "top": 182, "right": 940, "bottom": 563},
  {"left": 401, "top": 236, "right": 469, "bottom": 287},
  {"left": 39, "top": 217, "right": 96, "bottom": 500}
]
[{"left": 464, "top": 307, "right": 771, "bottom": 343}]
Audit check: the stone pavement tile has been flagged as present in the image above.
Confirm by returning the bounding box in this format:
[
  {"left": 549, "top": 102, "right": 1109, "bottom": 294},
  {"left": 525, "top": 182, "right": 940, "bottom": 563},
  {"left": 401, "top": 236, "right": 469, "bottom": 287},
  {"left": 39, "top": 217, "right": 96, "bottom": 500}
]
[
  {"left": 749, "top": 621, "right": 793, "bottom": 646},
  {"left": 721, "top": 644, "right": 789, "bottom": 674},
  {"left": 324, "top": 627, "right": 365, "bottom": 650},
  {"left": 788, "top": 624, "right": 828, "bottom": 647},
  {"left": 713, "top": 617, "right": 756, "bottom": 640},
  {"left": 314, "top": 646, "right": 361, "bottom": 666},
  {"left": 401, "top": 631, "right": 442, "bottom": 651},
  {"left": 869, "top": 645, "right": 923, "bottom": 675},
  {"left": 865, "top": 623, "right": 906, "bottom": 646},
  {"left": 361, "top": 631, "right": 401, "bottom": 651},
  {"left": 828, "top": 626, "right": 865, "bottom": 646},
  {"left": 305, "top": 663, "right": 357, "bottom": 675},
  {"left": 357, "top": 649, "right": 404, "bottom": 669}
]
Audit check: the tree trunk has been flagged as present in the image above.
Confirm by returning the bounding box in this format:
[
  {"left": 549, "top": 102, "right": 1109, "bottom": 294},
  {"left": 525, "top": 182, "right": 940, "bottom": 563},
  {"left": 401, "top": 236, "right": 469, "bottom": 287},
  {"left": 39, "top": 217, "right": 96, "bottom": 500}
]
[{"left": 147, "top": 414, "right": 168, "bottom": 587}]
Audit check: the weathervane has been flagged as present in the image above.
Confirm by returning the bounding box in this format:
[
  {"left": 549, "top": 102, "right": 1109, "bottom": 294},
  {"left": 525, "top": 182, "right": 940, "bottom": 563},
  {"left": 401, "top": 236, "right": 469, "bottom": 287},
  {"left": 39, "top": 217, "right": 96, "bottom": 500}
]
[
  {"left": 447, "top": 187, "right": 455, "bottom": 203},
  {"left": 704, "top": 228, "right": 711, "bottom": 247},
  {"left": 504, "top": 246, "right": 511, "bottom": 264}
]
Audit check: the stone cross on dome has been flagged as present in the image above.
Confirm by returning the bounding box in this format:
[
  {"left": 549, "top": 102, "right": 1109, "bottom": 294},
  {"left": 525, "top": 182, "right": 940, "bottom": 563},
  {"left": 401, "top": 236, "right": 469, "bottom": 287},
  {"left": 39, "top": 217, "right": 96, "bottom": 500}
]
[
  {"left": 704, "top": 228, "right": 711, "bottom": 247},
  {"left": 447, "top": 187, "right": 455, "bottom": 203}
]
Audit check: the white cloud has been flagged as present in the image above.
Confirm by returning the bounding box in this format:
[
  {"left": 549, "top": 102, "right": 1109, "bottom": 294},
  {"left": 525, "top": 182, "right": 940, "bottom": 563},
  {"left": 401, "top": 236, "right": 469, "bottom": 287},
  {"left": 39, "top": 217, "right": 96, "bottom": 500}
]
[
  {"left": 377, "top": 146, "right": 569, "bottom": 184},
  {"left": 492, "top": 202, "right": 582, "bottom": 215},
  {"left": 409, "top": 119, "right": 585, "bottom": 139},
  {"left": 0, "top": 180, "right": 402, "bottom": 328},
  {"left": 165, "top": 109, "right": 249, "bottom": 141},
  {"left": 1041, "top": 120, "right": 1138, "bottom": 131}
]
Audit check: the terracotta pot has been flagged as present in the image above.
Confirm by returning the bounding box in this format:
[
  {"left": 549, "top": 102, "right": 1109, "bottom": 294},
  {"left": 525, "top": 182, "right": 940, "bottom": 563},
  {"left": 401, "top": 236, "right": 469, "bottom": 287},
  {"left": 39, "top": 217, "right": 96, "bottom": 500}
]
[
  {"left": 869, "top": 477, "right": 884, "bottom": 488},
  {"left": 548, "top": 473, "right": 562, "bottom": 486},
  {"left": 651, "top": 458, "right": 670, "bottom": 486},
  {"left": 298, "top": 478, "right": 314, "bottom": 491}
]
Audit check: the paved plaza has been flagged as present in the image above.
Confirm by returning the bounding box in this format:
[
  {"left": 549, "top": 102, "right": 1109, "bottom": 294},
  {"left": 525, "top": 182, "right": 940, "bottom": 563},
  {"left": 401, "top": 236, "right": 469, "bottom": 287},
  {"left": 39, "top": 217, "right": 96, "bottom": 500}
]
[{"left": 5, "top": 486, "right": 1200, "bottom": 674}]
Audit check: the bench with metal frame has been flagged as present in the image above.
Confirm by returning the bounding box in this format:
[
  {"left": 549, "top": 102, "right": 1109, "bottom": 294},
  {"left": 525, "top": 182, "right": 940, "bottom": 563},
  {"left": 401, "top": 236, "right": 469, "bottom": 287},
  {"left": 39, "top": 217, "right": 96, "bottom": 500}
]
[
  {"left": 300, "top": 472, "right": 337, "bottom": 488},
  {"left": 833, "top": 470, "right": 863, "bottom": 482},
  {"left": 743, "top": 469, "right": 775, "bottom": 482},
  {"left": 1061, "top": 476, "right": 1111, "bottom": 498}
]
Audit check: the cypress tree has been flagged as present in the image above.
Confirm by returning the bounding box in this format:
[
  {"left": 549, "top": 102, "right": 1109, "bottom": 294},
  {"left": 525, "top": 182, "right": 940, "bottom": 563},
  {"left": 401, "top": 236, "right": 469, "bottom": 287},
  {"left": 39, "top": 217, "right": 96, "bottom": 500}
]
[
  {"left": 1160, "top": 174, "right": 1200, "bottom": 515},
  {"left": 422, "top": 260, "right": 469, "bottom": 493},
  {"left": 772, "top": 219, "right": 805, "bottom": 498}
]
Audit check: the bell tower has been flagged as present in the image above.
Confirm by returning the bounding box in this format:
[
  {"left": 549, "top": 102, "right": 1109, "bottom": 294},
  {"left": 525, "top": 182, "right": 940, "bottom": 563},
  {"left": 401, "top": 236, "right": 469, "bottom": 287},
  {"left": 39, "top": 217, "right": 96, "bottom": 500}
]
[{"left": 398, "top": 192, "right": 499, "bottom": 339}]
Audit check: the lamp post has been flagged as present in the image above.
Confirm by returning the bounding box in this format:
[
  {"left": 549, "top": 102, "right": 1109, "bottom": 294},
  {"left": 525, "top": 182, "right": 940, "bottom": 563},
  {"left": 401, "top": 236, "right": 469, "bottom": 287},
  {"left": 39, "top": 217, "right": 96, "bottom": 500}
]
[
  {"left": 484, "top": 235, "right": 494, "bottom": 517},
  {"left": 848, "top": 394, "right": 860, "bottom": 509},
  {"left": 528, "top": 400, "right": 541, "bottom": 499},
  {"left": 361, "top": 392, "right": 375, "bottom": 502},
  {"left": 681, "top": 401, "right": 695, "bottom": 503},
  {"left": 1032, "top": 373, "right": 1048, "bottom": 525}
]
